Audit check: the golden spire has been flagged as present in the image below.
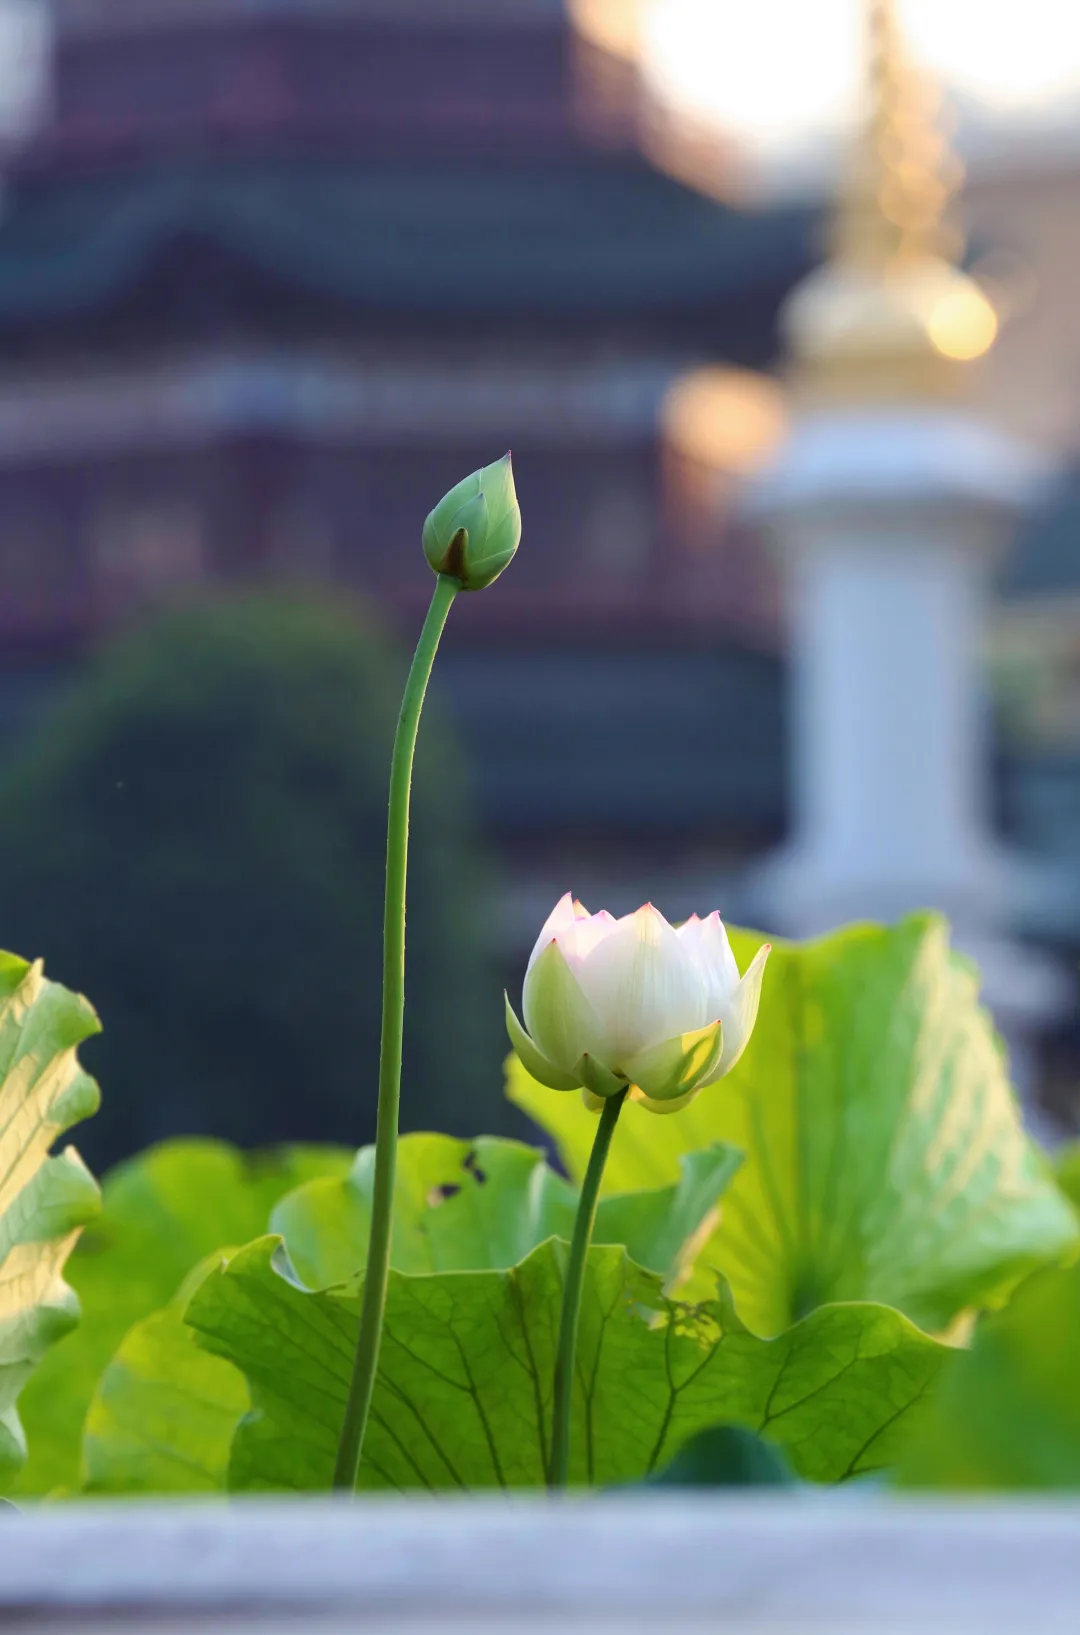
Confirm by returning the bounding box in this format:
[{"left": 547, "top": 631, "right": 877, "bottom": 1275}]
[{"left": 783, "top": 0, "right": 998, "bottom": 403}]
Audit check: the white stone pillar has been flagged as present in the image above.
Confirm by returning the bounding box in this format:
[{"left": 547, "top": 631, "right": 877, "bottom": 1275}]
[{"left": 747, "top": 407, "right": 1067, "bottom": 1065}]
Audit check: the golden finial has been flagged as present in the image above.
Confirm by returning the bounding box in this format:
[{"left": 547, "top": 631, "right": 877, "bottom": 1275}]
[{"left": 783, "top": 0, "right": 998, "bottom": 403}]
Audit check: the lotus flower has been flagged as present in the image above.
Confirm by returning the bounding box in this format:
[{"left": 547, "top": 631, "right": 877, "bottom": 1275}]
[{"left": 506, "top": 896, "right": 770, "bottom": 1114}]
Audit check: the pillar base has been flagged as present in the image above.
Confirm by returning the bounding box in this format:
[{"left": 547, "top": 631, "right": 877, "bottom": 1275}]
[{"left": 744, "top": 841, "right": 1073, "bottom": 1140}]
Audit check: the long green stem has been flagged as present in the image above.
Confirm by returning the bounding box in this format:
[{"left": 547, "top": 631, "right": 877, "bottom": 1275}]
[
  {"left": 547, "top": 1086, "right": 628, "bottom": 1490},
  {"left": 334, "top": 573, "right": 459, "bottom": 1492}
]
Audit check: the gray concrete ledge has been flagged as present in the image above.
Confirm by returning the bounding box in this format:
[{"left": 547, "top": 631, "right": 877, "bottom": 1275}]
[{"left": 1, "top": 1494, "right": 1078, "bottom": 1632}]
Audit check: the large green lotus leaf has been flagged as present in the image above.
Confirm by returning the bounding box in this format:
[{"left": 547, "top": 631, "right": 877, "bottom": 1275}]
[
  {"left": 270, "top": 1134, "right": 569, "bottom": 1289},
  {"left": 508, "top": 914, "right": 1079, "bottom": 1337},
  {"left": 82, "top": 1257, "right": 248, "bottom": 1495},
  {"left": 15, "top": 1137, "right": 350, "bottom": 1495},
  {"left": 594, "top": 1144, "right": 743, "bottom": 1297},
  {"left": 899, "top": 1261, "right": 1080, "bottom": 1490},
  {"left": 187, "top": 1235, "right": 947, "bottom": 1492},
  {"left": 0, "top": 953, "right": 102, "bottom": 1492},
  {"left": 272, "top": 1132, "right": 742, "bottom": 1292},
  {"left": 75, "top": 1134, "right": 740, "bottom": 1496},
  {"left": 1056, "top": 1144, "right": 1080, "bottom": 1213}
]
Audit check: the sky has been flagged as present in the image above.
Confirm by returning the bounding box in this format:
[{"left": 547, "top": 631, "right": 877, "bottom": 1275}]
[{"left": 578, "top": 0, "right": 1080, "bottom": 193}]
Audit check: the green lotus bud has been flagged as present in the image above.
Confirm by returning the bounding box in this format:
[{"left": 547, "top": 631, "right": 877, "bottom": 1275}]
[{"left": 422, "top": 452, "right": 521, "bottom": 591}]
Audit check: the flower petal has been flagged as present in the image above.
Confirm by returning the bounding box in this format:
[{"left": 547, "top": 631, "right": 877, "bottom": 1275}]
[
  {"left": 678, "top": 910, "right": 740, "bottom": 1010},
  {"left": 629, "top": 1084, "right": 702, "bottom": 1116},
  {"left": 622, "top": 1020, "right": 723, "bottom": 1102},
  {"left": 523, "top": 938, "right": 609, "bottom": 1073},
  {"left": 700, "top": 943, "right": 771, "bottom": 1085},
  {"left": 525, "top": 893, "right": 580, "bottom": 977},
  {"left": 568, "top": 908, "right": 618, "bottom": 962},
  {"left": 573, "top": 903, "right": 707, "bottom": 1062},
  {"left": 573, "top": 1052, "right": 627, "bottom": 1102},
  {"left": 674, "top": 913, "right": 702, "bottom": 951},
  {"left": 504, "top": 994, "right": 580, "bottom": 1091},
  {"left": 693, "top": 911, "right": 742, "bottom": 1016}
]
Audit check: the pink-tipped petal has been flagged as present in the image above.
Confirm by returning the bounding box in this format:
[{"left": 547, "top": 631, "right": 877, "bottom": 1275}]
[
  {"left": 525, "top": 893, "right": 580, "bottom": 977},
  {"left": 523, "top": 937, "right": 610, "bottom": 1074},
  {"left": 569, "top": 908, "right": 618, "bottom": 962},
  {"left": 694, "top": 911, "right": 742, "bottom": 1014},
  {"left": 674, "top": 914, "right": 702, "bottom": 956}
]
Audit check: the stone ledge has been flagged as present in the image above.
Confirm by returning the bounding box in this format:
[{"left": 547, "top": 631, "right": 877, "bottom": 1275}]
[{"left": 1, "top": 1494, "right": 1078, "bottom": 1632}]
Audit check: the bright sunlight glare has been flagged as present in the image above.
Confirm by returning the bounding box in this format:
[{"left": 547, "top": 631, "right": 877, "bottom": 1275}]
[{"left": 640, "top": 0, "right": 1080, "bottom": 166}]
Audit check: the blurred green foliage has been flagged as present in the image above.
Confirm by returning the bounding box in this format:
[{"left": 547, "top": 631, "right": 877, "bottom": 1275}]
[
  {"left": 900, "top": 1261, "right": 1080, "bottom": 1489},
  {"left": 1056, "top": 1142, "right": 1080, "bottom": 1212},
  {"left": 0, "top": 591, "right": 505, "bottom": 1168},
  {"left": 83, "top": 1262, "right": 250, "bottom": 1496},
  {"left": 15, "top": 1137, "right": 350, "bottom": 1497}
]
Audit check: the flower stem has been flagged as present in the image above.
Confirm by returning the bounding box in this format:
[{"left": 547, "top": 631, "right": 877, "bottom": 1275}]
[
  {"left": 547, "top": 1086, "right": 628, "bottom": 1490},
  {"left": 333, "top": 572, "right": 459, "bottom": 1492}
]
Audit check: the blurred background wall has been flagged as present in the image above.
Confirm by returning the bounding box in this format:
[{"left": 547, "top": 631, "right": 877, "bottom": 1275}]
[{"left": 0, "top": 0, "right": 1077, "bottom": 1155}]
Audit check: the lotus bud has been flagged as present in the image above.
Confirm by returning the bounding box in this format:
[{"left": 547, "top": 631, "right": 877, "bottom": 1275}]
[
  {"left": 506, "top": 896, "right": 770, "bottom": 1115},
  {"left": 422, "top": 452, "right": 521, "bottom": 592}
]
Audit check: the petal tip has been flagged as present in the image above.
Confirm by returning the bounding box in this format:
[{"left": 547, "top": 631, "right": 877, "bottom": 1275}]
[{"left": 633, "top": 900, "right": 670, "bottom": 931}]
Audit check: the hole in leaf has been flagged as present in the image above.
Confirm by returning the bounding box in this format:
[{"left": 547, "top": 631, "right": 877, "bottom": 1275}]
[
  {"left": 463, "top": 1150, "right": 487, "bottom": 1185},
  {"left": 426, "top": 1184, "right": 461, "bottom": 1208}
]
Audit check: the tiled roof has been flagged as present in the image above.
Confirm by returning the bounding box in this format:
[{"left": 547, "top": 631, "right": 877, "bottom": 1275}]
[{"left": 0, "top": 156, "right": 815, "bottom": 326}]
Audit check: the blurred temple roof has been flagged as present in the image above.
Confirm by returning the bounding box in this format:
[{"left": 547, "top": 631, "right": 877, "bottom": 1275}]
[{"left": 0, "top": 159, "right": 815, "bottom": 331}]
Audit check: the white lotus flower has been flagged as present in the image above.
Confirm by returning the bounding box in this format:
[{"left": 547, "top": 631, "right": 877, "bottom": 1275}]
[{"left": 506, "top": 895, "right": 770, "bottom": 1115}]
